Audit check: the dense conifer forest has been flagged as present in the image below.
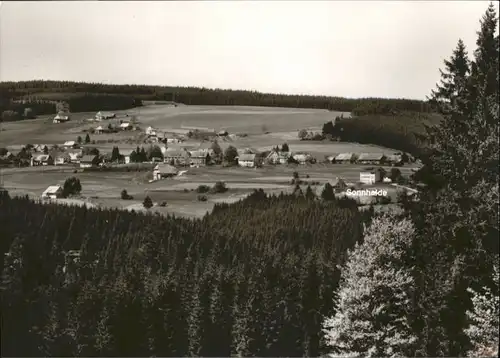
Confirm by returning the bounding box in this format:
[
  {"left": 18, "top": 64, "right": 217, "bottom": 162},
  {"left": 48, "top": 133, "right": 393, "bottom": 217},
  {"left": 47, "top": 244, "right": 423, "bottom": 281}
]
[
  {"left": 322, "top": 111, "right": 443, "bottom": 157},
  {"left": 0, "top": 190, "right": 373, "bottom": 357},
  {"left": 0, "top": 80, "right": 432, "bottom": 121}
]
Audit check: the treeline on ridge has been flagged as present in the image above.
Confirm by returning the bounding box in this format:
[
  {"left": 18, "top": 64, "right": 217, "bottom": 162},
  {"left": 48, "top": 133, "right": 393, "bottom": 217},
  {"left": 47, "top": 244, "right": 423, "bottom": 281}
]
[
  {"left": 0, "top": 189, "right": 373, "bottom": 357},
  {"left": 1, "top": 80, "right": 433, "bottom": 121}
]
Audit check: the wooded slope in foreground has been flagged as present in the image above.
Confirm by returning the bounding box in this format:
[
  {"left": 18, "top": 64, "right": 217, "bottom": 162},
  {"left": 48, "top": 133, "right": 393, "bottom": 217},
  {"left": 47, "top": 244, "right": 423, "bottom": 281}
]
[{"left": 0, "top": 190, "right": 371, "bottom": 357}]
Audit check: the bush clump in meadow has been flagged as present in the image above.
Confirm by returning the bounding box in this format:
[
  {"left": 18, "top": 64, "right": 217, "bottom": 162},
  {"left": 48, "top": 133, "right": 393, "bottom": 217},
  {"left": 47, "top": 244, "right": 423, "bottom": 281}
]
[
  {"left": 211, "top": 181, "right": 228, "bottom": 194},
  {"left": 196, "top": 185, "right": 210, "bottom": 194},
  {"left": 121, "top": 189, "right": 133, "bottom": 200}
]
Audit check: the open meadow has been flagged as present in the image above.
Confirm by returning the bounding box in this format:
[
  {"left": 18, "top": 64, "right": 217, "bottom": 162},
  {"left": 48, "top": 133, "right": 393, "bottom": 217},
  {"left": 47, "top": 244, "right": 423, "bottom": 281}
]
[{"left": 0, "top": 104, "right": 416, "bottom": 217}]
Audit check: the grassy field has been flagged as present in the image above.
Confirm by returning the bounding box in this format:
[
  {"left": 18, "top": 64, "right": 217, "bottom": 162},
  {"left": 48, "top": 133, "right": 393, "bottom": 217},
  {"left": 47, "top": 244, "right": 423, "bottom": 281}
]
[{"left": 0, "top": 104, "right": 416, "bottom": 217}]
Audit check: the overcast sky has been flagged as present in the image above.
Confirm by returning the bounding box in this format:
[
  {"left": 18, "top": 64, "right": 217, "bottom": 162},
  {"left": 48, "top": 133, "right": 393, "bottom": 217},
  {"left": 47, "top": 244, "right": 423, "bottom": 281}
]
[{"left": 0, "top": 1, "right": 497, "bottom": 99}]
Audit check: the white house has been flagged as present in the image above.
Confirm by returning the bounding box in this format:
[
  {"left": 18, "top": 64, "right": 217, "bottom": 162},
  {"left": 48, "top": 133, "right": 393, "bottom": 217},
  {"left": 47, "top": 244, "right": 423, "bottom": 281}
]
[
  {"left": 153, "top": 163, "right": 178, "bottom": 180},
  {"left": 146, "top": 126, "right": 157, "bottom": 136},
  {"left": 121, "top": 149, "right": 134, "bottom": 164},
  {"left": 360, "top": 170, "right": 383, "bottom": 185},
  {"left": 68, "top": 151, "right": 82, "bottom": 163},
  {"left": 95, "top": 125, "right": 105, "bottom": 134},
  {"left": 292, "top": 153, "right": 314, "bottom": 165},
  {"left": 266, "top": 150, "right": 290, "bottom": 164},
  {"left": 41, "top": 185, "right": 63, "bottom": 199},
  {"left": 63, "top": 141, "right": 76, "bottom": 148},
  {"left": 96, "top": 111, "right": 115, "bottom": 120},
  {"left": 237, "top": 153, "right": 258, "bottom": 168},
  {"left": 53, "top": 113, "right": 70, "bottom": 123},
  {"left": 31, "top": 154, "right": 54, "bottom": 166},
  {"left": 119, "top": 122, "right": 132, "bottom": 130},
  {"left": 54, "top": 153, "right": 70, "bottom": 166}
]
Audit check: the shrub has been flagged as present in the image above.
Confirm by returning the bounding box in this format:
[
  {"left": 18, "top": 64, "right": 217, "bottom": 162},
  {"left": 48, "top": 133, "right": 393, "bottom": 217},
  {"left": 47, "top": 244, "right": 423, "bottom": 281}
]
[
  {"left": 159, "top": 201, "right": 167, "bottom": 207},
  {"left": 143, "top": 195, "right": 153, "bottom": 209},
  {"left": 197, "top": 195, "right": 207, "bottom": 202},
  {"left": 62, "top": 177, "right": 82, "bottom": 198},
  {"left": 212, "top": 181, "right": 228, "bottom": 194},
  {"left": 196, "top": 185, "right": 210, "bottom": 193},
  {"left": 121, "top": 189, "right": 133, "bottom": 200}
]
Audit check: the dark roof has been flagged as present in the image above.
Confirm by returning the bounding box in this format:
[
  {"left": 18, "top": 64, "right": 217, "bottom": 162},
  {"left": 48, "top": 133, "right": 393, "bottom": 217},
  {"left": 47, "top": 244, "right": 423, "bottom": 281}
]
[
  {"left": 165, "top": 150, "right": 190, "bottom": 158},
  {"left": 358, "top": 153, "right": 385, "bottom": 161},
  {"left": 238, "top": 154, "right": 256, "bottom": 161},
  {"left": 155, "top": 163, "right": 178, "bottom": 174},
  {"left": 81, "top": 155, "right": 98, "bottom": 162}
]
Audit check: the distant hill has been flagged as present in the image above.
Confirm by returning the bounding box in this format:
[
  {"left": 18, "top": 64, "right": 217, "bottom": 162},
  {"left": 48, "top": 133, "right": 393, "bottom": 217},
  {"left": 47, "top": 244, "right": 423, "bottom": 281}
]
[{"left": 1, "top": 79, "right": 435, "bottom": 114}]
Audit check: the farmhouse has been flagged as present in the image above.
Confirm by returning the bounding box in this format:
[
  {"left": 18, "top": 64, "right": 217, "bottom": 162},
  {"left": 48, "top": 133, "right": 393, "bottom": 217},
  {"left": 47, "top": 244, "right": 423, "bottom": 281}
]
[
  {"left": 31, "top": 154, "right": 54, "bottom": 166},
  {"left": 164, "top": 149, "right": 190, "bottom": 166},
  {"left": 189, "top": 150, "right": 208, "bottom": 166},
  {"left": 166, "top": 137, "right": 182, "bottom": 144},
  {"left": 94, "top": 125, "right": 105, "bottom": 134},
  {"left": 153, "top": 132, "right": 166, "bottom": 142},
  {"left": 316, "top": 178, "right": 348, "bottom": 196},
  {"left": 63, "top": 141, "right": 77, "bottom": 148},
  {"left": 41, "top": 185, "right": 63, "bottom": 199},
  {"left": 33, "top": 144, "right": 49, "bottom": 153},
  {"left": 218, "top": 130, "right": 229, "bottom": 137},
  {"left": 153, "top": 163, "right": 178, "bottom": 180},
  {"left": 357, "top": 153, "right": 386, "bottom": 165},
  {"left": 119, "top": 122, "right": 132, "bottom": 131},
  {"left": 96, "top": 111, "right": 115, "bottom": 120},
  {"left": 146, "top": 126, "right": 157, "bottom": 136},
  {"left": 386, "top": 153, "right": 403, "bottom": 166},
  {"left": 120, "top": 149, "right": 134, "bottom": 164},
  {"left": 266, "top": 150, "right": 290, "bottom": 164},
  {"left": 360, "top": 168, "right": 385, "bottom": 184},
  {"left": 326, "top": 154, "right": 339, "bottom": 163},
  {"left": 54, "top": 153, "right": 70, "bottom": 166},
  {"left": 334, "top": 153, "right": 356, "bottom": 164},
  {"left": 68, "top": 151, "right": 82, "bottom": 163},
  {"left": 237, "top": 153, "right": 258, "bottom": 168},
  {"left": 0, "top": 151, "right": 15, "bottom": 160},
  {"left": 80, "top": 155, "right": 100, "bottom": 168},
  {"left": 53, "top": 113, "right": 70, "bottom": 123},
  {"left": 292, "top": 153, "right": 314, "bottom": 165}
]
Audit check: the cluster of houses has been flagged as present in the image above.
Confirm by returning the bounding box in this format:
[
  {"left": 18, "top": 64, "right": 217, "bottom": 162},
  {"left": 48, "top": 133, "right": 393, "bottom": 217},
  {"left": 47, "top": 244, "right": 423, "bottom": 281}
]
[
  {"left": 325, "top": 152, "right": 404, "bottom": 166},
  {"left": 145, "top": 126, "right": 184, "bottom": 144},
  {"left": 93, "top": 121, "right": 136, "bottom": 134}
]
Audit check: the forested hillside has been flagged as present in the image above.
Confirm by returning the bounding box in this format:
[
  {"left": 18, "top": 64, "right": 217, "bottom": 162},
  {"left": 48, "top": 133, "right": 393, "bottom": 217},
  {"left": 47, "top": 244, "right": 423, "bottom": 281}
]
[
  {"left": 0, "top": 190, "right": 373, "bottom": 357},
  {"left": 322, "top": 111, "right": 443, "bottom": 157},
  {"left": 0, "top": 80, "right": 433, "bottom": 122}
]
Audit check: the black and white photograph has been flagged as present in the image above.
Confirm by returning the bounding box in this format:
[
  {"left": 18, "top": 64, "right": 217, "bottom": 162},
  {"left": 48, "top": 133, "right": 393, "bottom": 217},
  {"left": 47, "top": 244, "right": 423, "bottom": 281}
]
[{"left": 0, "top": 0, "right": 498, "bottom": 356}]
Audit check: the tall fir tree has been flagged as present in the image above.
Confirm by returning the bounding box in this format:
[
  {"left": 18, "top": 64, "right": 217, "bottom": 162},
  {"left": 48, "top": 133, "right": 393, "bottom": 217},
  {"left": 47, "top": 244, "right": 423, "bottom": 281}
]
[
  {"left": 430, "top": 38, "right": 470, "bottom": 115},
  {"left": 407, "top": 4, "right": 499, "bottom": 356}
]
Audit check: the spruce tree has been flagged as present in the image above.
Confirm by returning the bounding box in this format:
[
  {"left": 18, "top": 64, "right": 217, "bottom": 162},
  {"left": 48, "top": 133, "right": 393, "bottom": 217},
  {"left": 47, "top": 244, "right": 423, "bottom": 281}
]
[
  {"left": 143, "top": 196, "right": 153, "bottom": 209},
  {"left": 85, "top": 133, "right": 91, "bottom": 144},
  {"left": 321, "top": 183, "right": 335, "bottom": 201},
  {"left": 323, "top": 215, "right": 417, "bottom": 357},
  {"left": 430, "top": 38, "right": 470, "bottom": 115}
]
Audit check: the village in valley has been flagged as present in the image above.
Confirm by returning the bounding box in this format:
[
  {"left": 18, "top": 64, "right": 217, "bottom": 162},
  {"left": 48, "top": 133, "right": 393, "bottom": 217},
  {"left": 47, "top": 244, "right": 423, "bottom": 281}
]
[{"left": 0, "top": 102, "right": 421, "bottom": 217}]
